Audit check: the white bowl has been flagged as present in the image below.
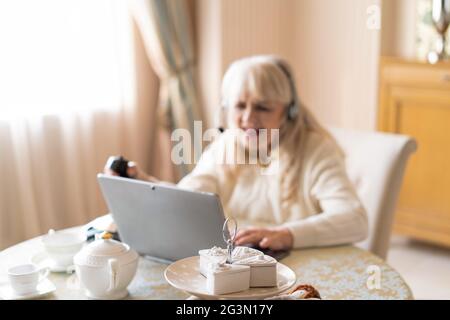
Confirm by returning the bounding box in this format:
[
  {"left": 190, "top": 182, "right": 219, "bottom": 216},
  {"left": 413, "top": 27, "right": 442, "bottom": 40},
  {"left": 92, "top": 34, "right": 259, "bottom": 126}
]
[{"left": 41, "top": 230, "right": 85, "bottom": 268}]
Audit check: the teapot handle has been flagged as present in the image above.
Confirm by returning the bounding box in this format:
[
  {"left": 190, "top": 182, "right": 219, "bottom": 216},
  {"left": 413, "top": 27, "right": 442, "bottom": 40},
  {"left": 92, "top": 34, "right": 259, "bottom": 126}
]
[{"left": 107, "top": 258, "right": 119, "bottom": 292}]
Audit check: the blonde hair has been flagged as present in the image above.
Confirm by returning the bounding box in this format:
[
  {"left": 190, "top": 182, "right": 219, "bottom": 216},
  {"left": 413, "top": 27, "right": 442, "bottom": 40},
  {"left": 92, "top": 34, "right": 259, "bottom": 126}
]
[{"left": 220, "top": 55, "right": 340, "bottom": 207}]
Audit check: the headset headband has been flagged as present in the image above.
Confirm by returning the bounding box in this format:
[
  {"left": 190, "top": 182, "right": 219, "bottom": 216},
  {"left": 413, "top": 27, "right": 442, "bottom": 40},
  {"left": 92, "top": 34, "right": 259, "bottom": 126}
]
[{"left": 275, "top": 61, "right": 299, "bottom": 120}]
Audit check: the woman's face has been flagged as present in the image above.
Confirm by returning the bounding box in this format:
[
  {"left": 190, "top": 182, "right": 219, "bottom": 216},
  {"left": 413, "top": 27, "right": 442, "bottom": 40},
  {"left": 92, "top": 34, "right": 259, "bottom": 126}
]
[{"left": 230, "top": 92, "right": 286, "bottom": 151}]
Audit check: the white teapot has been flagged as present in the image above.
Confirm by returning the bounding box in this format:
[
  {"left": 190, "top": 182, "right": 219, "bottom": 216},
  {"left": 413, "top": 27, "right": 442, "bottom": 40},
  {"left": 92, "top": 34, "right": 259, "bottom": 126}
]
[{"left": 73, "top": 232, "right": 138, "bottom": 299}]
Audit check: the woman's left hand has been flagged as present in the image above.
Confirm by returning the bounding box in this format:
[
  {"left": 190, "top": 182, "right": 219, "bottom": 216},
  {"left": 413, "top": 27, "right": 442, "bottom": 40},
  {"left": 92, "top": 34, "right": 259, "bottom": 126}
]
[{"left": 234, "top": 226, "right": 294, "bottom": 251}]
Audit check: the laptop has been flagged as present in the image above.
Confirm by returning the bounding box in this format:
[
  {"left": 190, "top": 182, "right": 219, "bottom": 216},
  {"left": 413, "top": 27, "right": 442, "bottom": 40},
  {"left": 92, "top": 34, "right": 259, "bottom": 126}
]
[{"left": 97, "top": 174, "right": 226, "bottom": 263}]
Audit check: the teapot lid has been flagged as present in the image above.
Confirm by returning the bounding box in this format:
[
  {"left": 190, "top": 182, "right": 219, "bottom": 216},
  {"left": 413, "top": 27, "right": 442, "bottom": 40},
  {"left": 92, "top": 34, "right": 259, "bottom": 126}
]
[
  {"left": 84, "top": 239, "right": 126, "bottom": 256},
  {"left": 74, "top": 232, "right": 138, "bottom": 267}
]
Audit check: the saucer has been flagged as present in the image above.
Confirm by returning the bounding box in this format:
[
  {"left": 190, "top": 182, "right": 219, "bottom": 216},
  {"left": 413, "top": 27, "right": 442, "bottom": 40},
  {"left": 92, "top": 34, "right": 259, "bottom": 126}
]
[
  {"left": 164, "top": 256, "right": 297, "bottom": 300},
  {"left": 30, "top": 251, "right": 75, "bottom": 273},
  {"left": 0, "top": 279, "right": 56, "bottom": 300}
]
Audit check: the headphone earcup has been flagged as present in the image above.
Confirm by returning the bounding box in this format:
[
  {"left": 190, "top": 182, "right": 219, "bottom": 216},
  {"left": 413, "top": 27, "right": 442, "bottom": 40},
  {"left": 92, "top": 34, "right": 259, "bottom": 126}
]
[{"left": 287, "top": 102, "right": 299, "bottom": 120}]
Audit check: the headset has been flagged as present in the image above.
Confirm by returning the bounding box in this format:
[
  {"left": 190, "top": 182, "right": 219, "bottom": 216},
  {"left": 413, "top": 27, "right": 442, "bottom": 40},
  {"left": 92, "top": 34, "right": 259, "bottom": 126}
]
[
  {"left": 217, "top": 60, "right": 300, "bottom": 133},
  {"left": 276, "top": 61, "right": 300, "bottom": 121}
]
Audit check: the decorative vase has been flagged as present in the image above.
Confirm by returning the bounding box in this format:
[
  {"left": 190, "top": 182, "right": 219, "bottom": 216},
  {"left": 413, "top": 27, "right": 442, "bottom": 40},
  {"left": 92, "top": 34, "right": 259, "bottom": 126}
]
[{"left": 427, "top": 0, "right": 450, "bottom": 63}]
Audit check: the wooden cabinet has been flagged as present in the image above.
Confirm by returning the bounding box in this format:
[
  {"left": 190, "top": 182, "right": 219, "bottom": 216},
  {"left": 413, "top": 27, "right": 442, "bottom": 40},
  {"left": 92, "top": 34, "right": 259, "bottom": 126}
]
[{"left": 378, "top": 57, "right": 450, "bottom": 247}]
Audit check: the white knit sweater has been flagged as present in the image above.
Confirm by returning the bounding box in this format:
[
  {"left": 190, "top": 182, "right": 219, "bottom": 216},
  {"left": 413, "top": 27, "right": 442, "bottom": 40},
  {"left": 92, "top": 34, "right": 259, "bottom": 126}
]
[{"left": 177, "top": 130, "right": 368, "bottom": 249}]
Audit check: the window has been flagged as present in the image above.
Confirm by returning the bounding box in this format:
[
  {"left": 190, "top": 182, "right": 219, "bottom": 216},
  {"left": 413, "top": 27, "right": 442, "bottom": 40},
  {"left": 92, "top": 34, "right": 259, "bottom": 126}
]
[{"left": 0, "top": 0, "right": 130, "bottom": 119}]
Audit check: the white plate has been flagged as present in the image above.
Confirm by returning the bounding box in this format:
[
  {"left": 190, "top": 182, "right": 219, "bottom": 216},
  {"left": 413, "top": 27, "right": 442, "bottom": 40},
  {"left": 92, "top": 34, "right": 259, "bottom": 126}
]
[
  {"left": 30, "top": 251, "right": 75, "bottom": 273},
  {"left": 164, "top": 256, "right": 296, "bottom": 300},
  {"left": 0, "top": 279, "right": 56, "bottom": 300}
]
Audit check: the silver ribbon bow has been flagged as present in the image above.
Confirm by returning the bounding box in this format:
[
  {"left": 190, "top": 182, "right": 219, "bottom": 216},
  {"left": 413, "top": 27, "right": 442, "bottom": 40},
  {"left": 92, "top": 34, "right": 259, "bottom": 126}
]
[{"left": 222, "top": 217, "right": 237, "bottom": 264}]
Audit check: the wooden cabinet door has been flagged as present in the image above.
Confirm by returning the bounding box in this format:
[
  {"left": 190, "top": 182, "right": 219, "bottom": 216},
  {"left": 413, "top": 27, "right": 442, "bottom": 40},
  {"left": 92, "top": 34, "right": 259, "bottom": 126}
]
[{"left": 381, "top": 85, "right": 450, "bottom": 246}]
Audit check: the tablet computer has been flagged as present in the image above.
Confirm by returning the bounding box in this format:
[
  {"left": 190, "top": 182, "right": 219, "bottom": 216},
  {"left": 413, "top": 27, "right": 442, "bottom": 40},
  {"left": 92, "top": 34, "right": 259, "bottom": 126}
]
[{"left": 97, "top": 174, "right": 226, "bottom": 262}]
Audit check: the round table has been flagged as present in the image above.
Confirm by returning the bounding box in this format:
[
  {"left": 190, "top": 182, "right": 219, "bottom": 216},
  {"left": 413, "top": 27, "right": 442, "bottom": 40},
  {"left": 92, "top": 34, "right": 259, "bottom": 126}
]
[{"left": 0, "top": 226, "right": 413, "bottom": 300}]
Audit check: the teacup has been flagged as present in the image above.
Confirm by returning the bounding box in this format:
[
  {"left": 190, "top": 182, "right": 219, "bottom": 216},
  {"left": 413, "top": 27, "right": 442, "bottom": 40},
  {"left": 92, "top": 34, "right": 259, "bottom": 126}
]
[
  {"left": 41, "top": 229, "right": 85, "bottom": 269},
  {"left": 8, "top": 264, "right": 49, "bottom": 296}
]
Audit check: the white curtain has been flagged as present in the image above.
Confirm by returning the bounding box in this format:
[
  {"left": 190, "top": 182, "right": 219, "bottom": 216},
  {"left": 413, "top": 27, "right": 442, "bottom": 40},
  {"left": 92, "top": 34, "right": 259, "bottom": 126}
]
[{"left": 0, "top": 0, "right": 164, "bottom": 249}]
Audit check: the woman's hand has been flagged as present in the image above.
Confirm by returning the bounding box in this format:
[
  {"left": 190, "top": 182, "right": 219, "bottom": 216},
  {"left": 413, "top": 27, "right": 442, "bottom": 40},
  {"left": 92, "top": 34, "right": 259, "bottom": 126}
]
[
  {"left": 103, "top": 159, "right": 159, "bottom": 183},
  {"left": 234, "top": 226, "right": 294, "bottom": 251}
]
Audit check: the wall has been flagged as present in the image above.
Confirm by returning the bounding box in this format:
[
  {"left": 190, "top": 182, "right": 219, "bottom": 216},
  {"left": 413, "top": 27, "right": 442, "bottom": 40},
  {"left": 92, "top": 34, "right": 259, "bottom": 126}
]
[
  {"left": 293, "top": 0, "right": 381, "bottom": 130},
  {"left": 381, "top": 0, "right": 417, "bottom": 59},
  {"left": 196, "top": 0, "right": 383, "bottom": 131},
  {"left": 196, "top": 0, "right": 223, "bottom": 129}
]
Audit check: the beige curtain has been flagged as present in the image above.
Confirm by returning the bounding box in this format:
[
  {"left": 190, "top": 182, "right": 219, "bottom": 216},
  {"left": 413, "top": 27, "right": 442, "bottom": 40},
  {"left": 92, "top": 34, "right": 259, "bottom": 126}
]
[
  {"left": 0, "top": 2, "right": 162, "bottom": 249},
  {"left": 131, "top": 0, "right": 204, "bottom": 178}
]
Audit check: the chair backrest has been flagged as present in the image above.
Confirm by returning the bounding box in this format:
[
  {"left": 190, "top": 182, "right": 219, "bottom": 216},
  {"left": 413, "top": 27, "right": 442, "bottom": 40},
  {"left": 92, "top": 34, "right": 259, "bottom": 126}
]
[{"left": 328, "top": 127, "right": 417, "bottom": 259}]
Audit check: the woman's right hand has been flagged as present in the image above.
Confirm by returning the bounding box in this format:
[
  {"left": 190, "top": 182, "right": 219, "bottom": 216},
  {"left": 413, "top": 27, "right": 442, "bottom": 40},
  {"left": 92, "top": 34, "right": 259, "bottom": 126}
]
[{"left": 103, "top": 158, "right": 160, "bottom": 183}]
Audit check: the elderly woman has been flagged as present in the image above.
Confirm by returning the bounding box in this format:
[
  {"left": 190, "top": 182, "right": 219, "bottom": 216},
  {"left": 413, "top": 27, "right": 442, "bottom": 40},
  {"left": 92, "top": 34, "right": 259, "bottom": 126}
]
[{"left": 105, "top": 55, "right": 368, "bottom": 251}]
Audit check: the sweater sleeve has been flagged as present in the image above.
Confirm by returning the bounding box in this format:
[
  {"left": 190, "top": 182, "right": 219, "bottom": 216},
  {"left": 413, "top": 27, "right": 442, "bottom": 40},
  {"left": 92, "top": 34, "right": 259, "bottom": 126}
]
[
  {"left": 177, "top": 141, "right": 220, "bottom": 194},
  {"left": 283, "top": 139, "right": 368, "bottom": 249}
]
